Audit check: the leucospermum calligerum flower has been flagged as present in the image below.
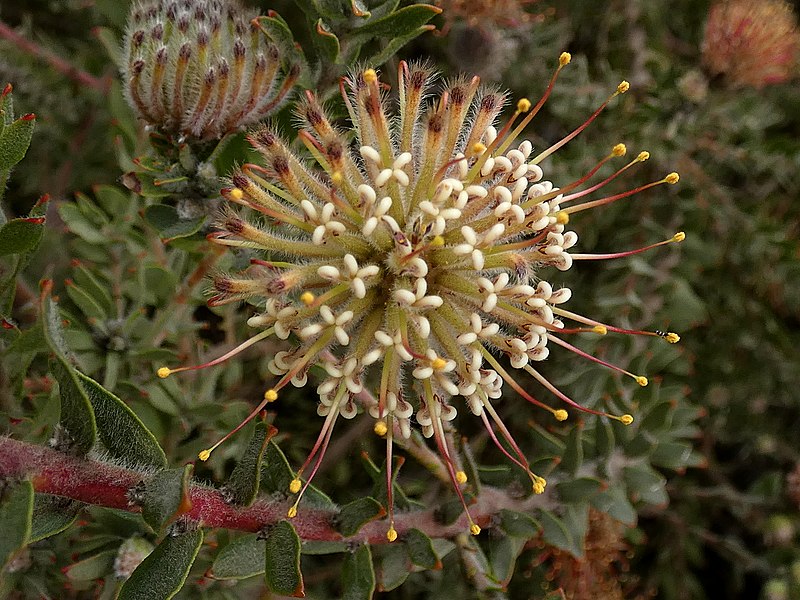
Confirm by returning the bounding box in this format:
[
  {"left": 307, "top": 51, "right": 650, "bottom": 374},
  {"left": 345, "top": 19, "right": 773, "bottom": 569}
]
[
  {"left": 159, "top": 53, "right": 683, "bottom": 540},
  {"left": 122, "top": 0, "right": 298, "bottom": 140}
]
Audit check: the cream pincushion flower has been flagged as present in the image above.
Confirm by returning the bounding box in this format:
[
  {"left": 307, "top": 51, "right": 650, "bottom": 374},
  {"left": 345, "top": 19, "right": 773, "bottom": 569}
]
[{"left": 160, "top": 53, "right": 682, "bottom": 540}]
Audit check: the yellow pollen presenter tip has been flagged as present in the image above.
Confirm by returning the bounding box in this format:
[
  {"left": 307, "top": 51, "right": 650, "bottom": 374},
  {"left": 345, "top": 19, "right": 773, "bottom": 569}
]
[
  {"left": 430, "top": 235, "right": 445, "bottom": 248},
  {"left": 612, "top": 143, "right": 627, "bottom": 156},
  {"left": 636, "top": 376, "right": 649, "bottom": 387},
  {"left": 472, "top": 142, "right": 487, "bottom": 155},
  {"left": 300, "top": 291, "right": 315, "bottom": 305},
  {"left": 555, "top": 211, "right": 569, "bottom": 225},
  {"left": 431, "top": 357, "right": 447, "bottom": 370},
  {"left": 554, "top": 409, "right": 568, "bottom": 422},
  {"left": 289, "top": 478, "right": 302, "bottom": 494},
  {"left": 620, "top": 414, "right": 634, "bottom": 425},
  {"left": 264, "top": 389, "right": 278, "bottom": 402},
  {"left": 363, "top": 69, "right": 377, "bottom": 83},
  {"left": 592, "top": 325, "right": 607, "bottom": 335},
  {"left": 387, "top": 527, "right": 398, "bottom": 542},
  {"left": 287, "top": 506, "right": 297, "bottom": 518},
  {"left": 470, "top": 523, "right": 481, "bottom": 536},
  {"left": 673, "top": 232, "right": 686, "bottom": 242},
  {"left": 637, "top": 151, "right": 650, "bottom": 162},
  {"left": 331, "top": 171, "right": 343, "bottom": 185},
  {"left": 617, "top": 81, "right": 630, "bottom": 93},
  {"left": 665, "top": 172, "right": 680, "bottom": 184},
  {"left": 559, "top": 52, "right": 571, "bottom": 66},
  {"left": 517, "top": 98, "right": 531, "bottom": 113},
  {"left": 455, "top": 471, "right": 468, "bottom": 484},
  {"left": 229, "top": 187, "right": 244, "bottom": 201},
  {"left": 665, "top": 332, "right": 680, "bottom": 344},
  {"left": 198, "top": 449, "right": 211, "bottom": 461},
  {"left": 532, "top": 477, "right": 547, "bottom": 494},
  {"left": 374, "top": 421, "right": 388, "bottom": 436},
  {"left": 157, "top": 367, "right": 172, "bottom": 379}
]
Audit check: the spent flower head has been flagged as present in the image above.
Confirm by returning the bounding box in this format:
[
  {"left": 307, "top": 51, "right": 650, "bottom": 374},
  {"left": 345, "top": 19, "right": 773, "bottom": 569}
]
[
  {"left": 122, "top": 0, "right": 298, "bottom": 140},
  {"left": 159, "top": 54, "right": 682, "bottom": 540},
  {"left": 702, "top": 0, "right": 800, "bottom": 88}
]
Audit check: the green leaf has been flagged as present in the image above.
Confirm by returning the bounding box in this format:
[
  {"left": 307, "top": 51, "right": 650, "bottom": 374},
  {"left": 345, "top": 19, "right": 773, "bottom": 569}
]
[
  {"left": 51, "top": 359, "right": 97, "bottom": 455},
  {"left": 260, "top": 441, "right": 294, "bottom": 493},
  {"left": 118, "top": 527, "right": 203, "bottom": 600},
  {"left": 366, "top": 25, "right": 435, "bottom": 69},
  {"left": 143, "top": 205, "right": 206, "bottom": 242},
  {"left": 225, "top": 421, "right": 277, "bottom": 506},
  {"left": 211, "top": 534, "right": 265, "bottom": 580},
  {"left": 64, "top": 550, "right": 116, "bottom": 581},
  {"left": 0, "top": 481, "right": 34, "bottom": 571},
  {"left": 261, "top": 441, "right": 334, "bottom": 509},
  {"left": 342, "top": 544, "right": 375, "bottom": 600},
  {"left": 0, "top": 218, "right": 45, "bottom": 256},
  {"left": 590, "top": 487, "right": 637, "bottom": 526},
  {"left": 141, "top": 465, "right": 193, "bottom": 531},
  {"left": 336, "top": 497, "right": 385, "bottom": 537},
  {"left": 538, "top": 509, "right": 575, "bottom": 556},
  {"left": 561, "top": 423, "right": 584, "bottom": 475},
  {"left": 376, "top": 544, "right": 409, "bottom": 592},
  {"left": 314, "top": 19, "right": 340, "bottom": 63},
  {"left": 498, "top": 509, "right": 540, "bottom": 538},
  {"left": 65, "top": 280, "right": 109, "bottom": 321},
  {"left": 0, "top": 114, "right": 35, "bottom": 169},
  {"left": 351, "top": 4, "right": 440, "bottom": 40},
  {"left": 264, "top": 521, "right": 304, "bottom": 597},
  {"left": 77, "top": 371, "right": 168, "bottom": 469},
  {"left": 650, "top": 441, "right": 694, "bottom": 470},
  {"left": 71, "top": 263, "right": 114, "bottom": 315},
  {"left": 29, "top": 494, "right": 82, "bottom": 543},
  {"left": 93, "top": 184, "right": 131, "bottom": 215},
  {"left": 623, "top": 464, "right": 668, "bottom": 506},
  {"left": 58, "top": 203, "right": 108, "bottom": 244},
  {"left": 404, "top": 528, "right": 439, "bottom": 570},
  {"left": 594, "top": 418, "right": 615, "bottom": 458},
  {"left": 487, "top": 536, "right": 526, "bottom": 586},
  {"left": 301, "top": 540, "right": 348, "bottom": 555},
  {"left": 556, "top": 477, "right": 603, "bottom": 504}
]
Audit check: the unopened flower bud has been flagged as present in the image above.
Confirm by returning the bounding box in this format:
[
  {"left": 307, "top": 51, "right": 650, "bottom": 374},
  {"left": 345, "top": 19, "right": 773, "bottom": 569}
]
[{"left": 122, "top": 0, "right": 297, "bottom": 140}]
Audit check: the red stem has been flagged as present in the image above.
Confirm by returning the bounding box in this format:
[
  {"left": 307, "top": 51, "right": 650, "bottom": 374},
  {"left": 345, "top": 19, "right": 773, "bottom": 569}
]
[{"left": 0, "top": 437, "right": 547, "bottom": 543}]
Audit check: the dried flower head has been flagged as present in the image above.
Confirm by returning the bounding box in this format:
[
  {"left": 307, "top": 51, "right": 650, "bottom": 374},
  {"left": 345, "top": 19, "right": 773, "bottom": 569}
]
[
  {"left": 122, "top": 0, "right": 298, "bottom": 140},
  {"left": 702, "top": 0, "right": 800, "bottom": 88},
  {"left": 159, "top": 54, "right": 682, "bottom": 540}
]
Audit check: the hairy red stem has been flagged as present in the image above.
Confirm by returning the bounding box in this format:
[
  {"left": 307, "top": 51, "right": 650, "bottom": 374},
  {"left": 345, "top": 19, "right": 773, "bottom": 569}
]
[{"left": 0, "top": 437, "right": 546, "bottom": 543}]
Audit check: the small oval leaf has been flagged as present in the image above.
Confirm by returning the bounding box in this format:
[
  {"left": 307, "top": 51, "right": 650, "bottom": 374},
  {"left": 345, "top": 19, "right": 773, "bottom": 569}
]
[
  {"left": 77, "top": 371, "right": 167, "bottom": 469},
  {"left": 118, "top": 527, "right": 203, "bottom": 600},
  {"left": 0, "top": 114, "right": 35, "bottom": 169},
  {"left": 211, "top": 534, "right": 265, "bottom": 580},
  {"left": 342, "top": 544, "right": 375, "bottom": 600},
  {"left": 264, "top": 520, "right": 304, "bottom": 597},
  {"left": 141, "top": 465, "right": 193, "bottom": 531},
  {"left": 29, "top": 494, "right": 82, "bottom": 543},
  {"left": 404, "top": 528, "right": 439, "bottom": 570},
  {"left": 0, "top": 481, "right": 34, "bottom": 571},
  {"left": 336, "top": 497, "right": 385, "bottom": 537},
  {"left": 224, "top": 421, "right": 277, "bottom": 506}
]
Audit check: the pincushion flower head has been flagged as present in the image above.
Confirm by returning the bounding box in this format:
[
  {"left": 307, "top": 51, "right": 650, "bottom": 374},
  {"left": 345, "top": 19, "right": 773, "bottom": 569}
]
[
  {"left": 702, "top": 0, "right": 800, "bottom": 89},
  {"left": 122, "top": 0, "right": 298, "bottom": 140},
  {"left": 159, "top": 53, "right": 682, "bottom": 540}
]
